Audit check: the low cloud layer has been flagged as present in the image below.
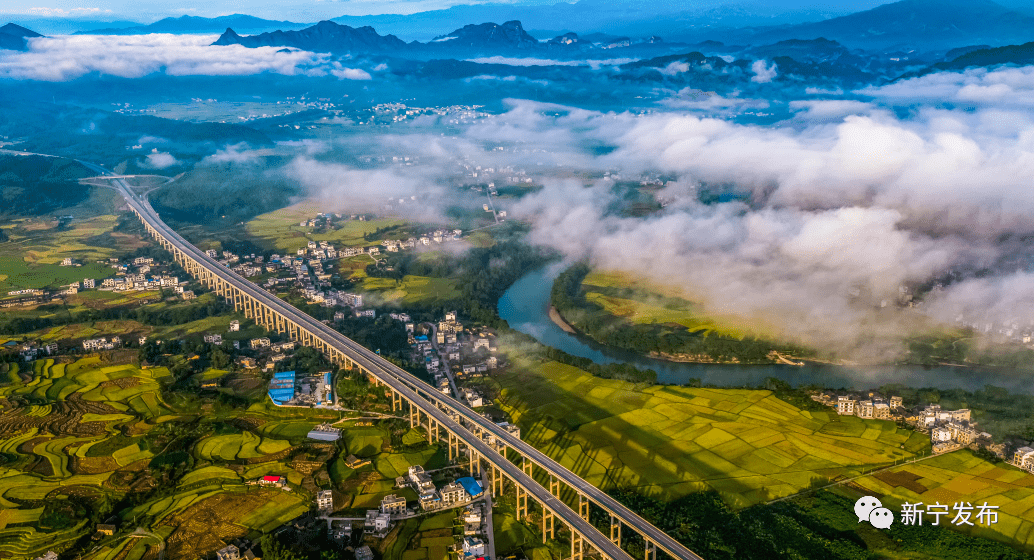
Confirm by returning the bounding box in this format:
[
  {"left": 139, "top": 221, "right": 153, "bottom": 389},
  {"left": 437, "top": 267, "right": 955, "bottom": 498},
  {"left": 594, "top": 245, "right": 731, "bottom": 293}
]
[
  {"left": 0, "top": 34, "right": 371, "bottom": 81},
  {"left": 861, "top": 66, "right": 1034, "bottom": 109},
  {"left": 466, "top": 56, "right": 636, "bottom": 70},
  {"left": 301, "top": 71, "right": 1034, "bottom": 358}
]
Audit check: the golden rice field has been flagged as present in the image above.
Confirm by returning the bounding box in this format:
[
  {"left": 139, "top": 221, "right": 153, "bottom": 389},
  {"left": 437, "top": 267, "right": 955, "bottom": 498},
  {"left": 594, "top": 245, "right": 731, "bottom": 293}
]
[
  {"left": 579, "top": 270, "right": 774, "bottom": 339},
  {"left": 852, "top": 450, "right": 1034, "bottom": 553},
  {"left": 496, "top": 359, "right": 929, "bottom": 508}
]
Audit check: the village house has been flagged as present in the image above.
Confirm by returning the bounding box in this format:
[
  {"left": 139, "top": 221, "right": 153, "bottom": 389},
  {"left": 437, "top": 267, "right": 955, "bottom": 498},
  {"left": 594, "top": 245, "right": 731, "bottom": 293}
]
[
  {"left": 836, "top": 396, "right": 856, "bottom": 416},
  {"left": 216, "top": 545, "right": 240, "bottom": 560},
  {"left": 439, "top": 481, "right": 467, "bottom": 506},
  {"left": 317, "top": 489, "right": 333, "bottom": 512},
  {"left": 380, "top": 494, "right": 407, "bottom": 515},
  {"left": 1014, "top": 447, "right": 1034, "bottom": 473},
  {"left": 344, "top": 454, "right": 371, "bottom": 469}
]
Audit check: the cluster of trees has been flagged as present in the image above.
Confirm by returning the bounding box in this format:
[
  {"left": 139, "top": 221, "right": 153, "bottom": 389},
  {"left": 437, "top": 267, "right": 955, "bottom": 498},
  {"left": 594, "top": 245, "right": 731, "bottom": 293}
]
[
  {"left": 288, "top": 298, "right": 411, "bottom": 360},
  {"left": 362, "top": 237, "right": 551, "bottom": 328},
  {"left": 361, "top": 223, "right": 403, "bottom": 241},
  {"left": 151, "top": 163, "right": 296, "bottom": 224},
  {"left": 552, "top": 263, "right": 810, "bottom": 364},
  {"left": 456, "top": 241, "right": 552, "bottom": 327},
  {"left": 541, "top": 346, "right": 657, "bottom": 384},
  {"left": 274, "top": 346, "right": 335, "bottom": 375},
  {"left": 0, "top": 297, "right": 230, "bottom": 335}
]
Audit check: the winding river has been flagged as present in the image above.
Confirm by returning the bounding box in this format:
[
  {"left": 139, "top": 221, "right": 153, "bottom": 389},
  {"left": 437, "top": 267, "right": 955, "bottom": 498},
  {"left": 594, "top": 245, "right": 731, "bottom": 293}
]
[{"left": 498, "top": 263, "right": 1034, "bottom": 394}]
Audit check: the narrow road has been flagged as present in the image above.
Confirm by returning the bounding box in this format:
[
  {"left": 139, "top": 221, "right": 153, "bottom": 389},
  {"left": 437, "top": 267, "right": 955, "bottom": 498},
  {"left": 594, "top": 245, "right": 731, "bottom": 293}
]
[
  {"left": 482, "top": 470, "right": 497, "bottom": 560},
  {"left": 427, "top": 323, "right": 459, "bottom": 397}
]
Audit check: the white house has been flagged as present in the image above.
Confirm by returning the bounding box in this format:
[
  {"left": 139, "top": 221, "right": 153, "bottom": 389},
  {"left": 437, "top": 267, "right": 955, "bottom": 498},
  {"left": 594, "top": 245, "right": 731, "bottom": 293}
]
[
  {"left": 462, "top": 537, "right": 485, "bottom": 557},
  {"left": 317, "top": 489, "right": 333, "bottom": 512}
]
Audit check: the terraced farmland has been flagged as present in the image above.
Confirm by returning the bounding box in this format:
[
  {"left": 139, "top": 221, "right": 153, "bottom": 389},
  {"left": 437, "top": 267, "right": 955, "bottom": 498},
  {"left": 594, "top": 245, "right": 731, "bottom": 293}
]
[
  {"left": 0, "top": 355, "right": 345, "bottom": 558},
  {"left": 196, "top": 432, "right": 292, "bottom": 462}
]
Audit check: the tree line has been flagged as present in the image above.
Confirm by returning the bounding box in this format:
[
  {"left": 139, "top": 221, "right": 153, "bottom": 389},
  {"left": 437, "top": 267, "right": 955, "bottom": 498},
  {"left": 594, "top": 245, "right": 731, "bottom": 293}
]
[{"left": 0, "top": 297, "right": 230, "bottom": 335}]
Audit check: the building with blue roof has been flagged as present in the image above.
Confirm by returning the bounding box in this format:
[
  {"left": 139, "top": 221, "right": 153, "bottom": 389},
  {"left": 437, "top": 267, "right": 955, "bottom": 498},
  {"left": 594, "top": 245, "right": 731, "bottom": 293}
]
[
  {"left": 456, "top": 477, "right": 483, "bottom": 498},
  {"left": 268, "top": 371, "right": 296, "bottom": 405}
]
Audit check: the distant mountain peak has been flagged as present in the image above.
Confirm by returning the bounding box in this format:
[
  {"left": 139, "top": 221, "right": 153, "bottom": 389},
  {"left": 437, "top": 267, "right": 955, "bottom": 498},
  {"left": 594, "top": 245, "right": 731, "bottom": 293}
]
[
  {"left": 0, "top": 23, "right": 42, "bottom": 38},
  {"left": 211, "top": 20, "right": 407, "bottom": 53},
  {"left": 0, "top": 22, "right": 42, "bottom": 51},
  {"left": 432, "top": 20, "right": 538, "bottom": 49},
  {"left": 214, "top": 28, "right": 241, "bottom": 43}
]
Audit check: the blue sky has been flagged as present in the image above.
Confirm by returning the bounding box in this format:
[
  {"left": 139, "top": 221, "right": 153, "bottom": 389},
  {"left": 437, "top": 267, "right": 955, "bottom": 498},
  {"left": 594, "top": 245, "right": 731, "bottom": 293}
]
[
  {"left": 1, "top": 0, "right": 536, "bottom": 23},
  {"left": 3, "top": 0, "right": 1033, "bottom": 28},
  {"left": 0, "top": 0, "right": 891, "bottom": 24}
]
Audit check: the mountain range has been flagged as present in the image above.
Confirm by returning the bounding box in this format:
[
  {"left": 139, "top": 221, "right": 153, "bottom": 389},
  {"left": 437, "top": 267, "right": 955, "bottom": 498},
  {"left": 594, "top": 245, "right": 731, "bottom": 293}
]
[
  {"left": 9, "top": 0, "right": 1034, "bottom": 54},
  {"left": 213, "top": 20, "right": 408, "bottom": 52},
  {"left": 214, "top": 20, "right": 584, "bottom": 54},
  {"left": 0, "top": 22, "right": 41, "bottom": 51},
  {"left": 711, "top": 0, "right": 1034, "bottom": 50},
  {"left": 78, "top": 14, "right": 307, "bottom": 35}
]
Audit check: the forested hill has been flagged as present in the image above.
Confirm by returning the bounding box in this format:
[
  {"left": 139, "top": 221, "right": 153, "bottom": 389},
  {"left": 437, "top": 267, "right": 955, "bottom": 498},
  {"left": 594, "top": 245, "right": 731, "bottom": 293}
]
[
  {"left": 0, "top": 97, "right": 270, "bottom": 168},
  {"left": 0, "top": 154, "right": 93, "bottom": 217}
]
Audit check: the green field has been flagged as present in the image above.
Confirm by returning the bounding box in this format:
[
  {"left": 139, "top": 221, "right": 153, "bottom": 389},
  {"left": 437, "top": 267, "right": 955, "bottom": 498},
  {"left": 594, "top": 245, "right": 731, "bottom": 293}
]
[
  {"left": 493, "top": 509, "right": 540, "bottom": 554},
  {"left": 383, "top": 511, "right": 459, "bottom": 560},
  {"left": 245, "top": 201, "right": 407, "bottom": 252},
  {"left": 851, "top": 450, "right": 1034, "bottom": 553},
  {"left": 0, "top": 211, "right": 146, "bottom": 293},
  {"left": 195, "top": 432, "right": 292, "bottom": 461},
  {"left": 495, "top": 358, "right": 929, "bottom": 508},
  {"left": 360, "top": 275, "right": 462, "bottom": 305},
  {"left": 577, "top": 270, "right": 768, "bottom": 339}
]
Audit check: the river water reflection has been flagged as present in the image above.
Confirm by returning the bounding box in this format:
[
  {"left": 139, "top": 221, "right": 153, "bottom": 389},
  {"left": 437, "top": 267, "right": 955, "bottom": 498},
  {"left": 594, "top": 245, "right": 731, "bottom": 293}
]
[{"left": 498, "top": 264, "right": 1033, "bottom": 394}]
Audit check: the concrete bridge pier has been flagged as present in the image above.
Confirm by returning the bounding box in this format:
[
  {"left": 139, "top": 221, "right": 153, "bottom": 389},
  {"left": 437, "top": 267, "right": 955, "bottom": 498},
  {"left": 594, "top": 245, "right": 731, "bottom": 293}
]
[
  {"left": 571, "top": 527, "right": 584, "bottom": 560},
  {"left": 542, "top": 505, "right": 555, "bottom": 543}
]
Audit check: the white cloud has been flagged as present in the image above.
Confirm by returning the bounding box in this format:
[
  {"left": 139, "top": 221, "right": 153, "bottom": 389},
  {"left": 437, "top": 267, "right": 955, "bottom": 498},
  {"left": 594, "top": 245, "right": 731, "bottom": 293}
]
[
  {"left": 466, "top": 56, "right": 635, "bottom": 70},
  {"left": 24, "top": 7, "right": 112, "bottom": 16},
  {"left": 750, "top": 59, "right": 777, "bottom": 83},
  {"left": 805, "top": 86, "right": 844, "bottom": 95},
  {"left": 377, "top": 94, "right": 1034, "bottom": 355},
  {"left": 140, "top": 152, "right": 179, "bottom": 169},
  {"left": 788, "top": 99, "right": 876, "bottom": 120},
  {"left": 860, "top": 66, "right": 1034, "bottom": 108},
  {"left": 0, "top": 34, "right": 373, "bottom": 81},
  {"left": 659, "top": 61, "right": 689, "bottom": 76}
]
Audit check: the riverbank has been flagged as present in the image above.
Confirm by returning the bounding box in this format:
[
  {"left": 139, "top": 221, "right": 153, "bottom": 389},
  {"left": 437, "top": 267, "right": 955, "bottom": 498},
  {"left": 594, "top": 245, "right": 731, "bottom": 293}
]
[
  {"left": 547, "top": 306, "right": 575, "bottom": 334},
  {"left": 500, "top": 265, "right": 1034, "bottom": 393}
]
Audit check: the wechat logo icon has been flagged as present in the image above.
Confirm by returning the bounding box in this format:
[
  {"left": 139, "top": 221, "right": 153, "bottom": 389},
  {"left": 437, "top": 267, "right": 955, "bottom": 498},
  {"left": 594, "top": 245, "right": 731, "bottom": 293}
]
[{"left": 855, "top": 496, "right": 894, "bottom": 529}]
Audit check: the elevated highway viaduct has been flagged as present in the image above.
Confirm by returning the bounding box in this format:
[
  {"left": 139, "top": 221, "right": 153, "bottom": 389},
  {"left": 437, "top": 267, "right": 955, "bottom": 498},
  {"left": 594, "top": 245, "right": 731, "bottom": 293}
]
[{"left": 91, "top": 172, "right": 704, "bottom": 560}]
